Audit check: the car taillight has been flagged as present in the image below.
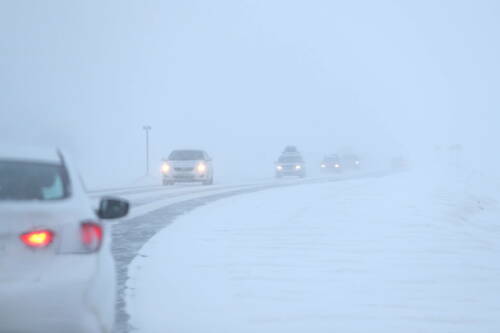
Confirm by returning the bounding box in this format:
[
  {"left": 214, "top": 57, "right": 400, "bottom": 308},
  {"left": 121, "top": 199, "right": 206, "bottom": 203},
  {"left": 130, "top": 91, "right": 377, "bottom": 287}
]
[
  {"left": 81, "top": 222, "right": 103, "bottom": 252},
  {"left": 20, "top": 230, "right": 54, "bottom": 248}
]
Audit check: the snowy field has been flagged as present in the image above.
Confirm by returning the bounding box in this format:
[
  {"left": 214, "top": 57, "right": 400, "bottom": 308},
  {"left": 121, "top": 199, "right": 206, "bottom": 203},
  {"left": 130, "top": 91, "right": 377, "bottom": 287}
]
[{"left": 126, "top": 168, "right": 500, "bottom": 333}]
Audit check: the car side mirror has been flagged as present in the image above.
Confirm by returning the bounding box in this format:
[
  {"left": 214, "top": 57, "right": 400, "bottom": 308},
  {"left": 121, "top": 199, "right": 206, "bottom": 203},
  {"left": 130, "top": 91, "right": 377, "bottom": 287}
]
[{"left": 97, "top": 197, "right": 130, "bottom": 220}]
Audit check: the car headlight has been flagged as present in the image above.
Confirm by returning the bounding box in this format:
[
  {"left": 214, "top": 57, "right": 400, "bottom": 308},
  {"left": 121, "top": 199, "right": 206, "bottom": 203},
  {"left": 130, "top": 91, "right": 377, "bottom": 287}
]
[
  {"left": 321, "top": 164, "right": 326, "bottom": 168},
  {"left": 276, "top": 165, "right": 283, "bottom": 171},
  {"left": 334, "top": 164, "right": 340, "bottom": 168},
  {"left": 355, "top": 161, "right": 360, "bottom": 165},
  {"left": 197, "top": 163, "right": 207, "bottom": 173},
  {"left": 295, "top": 165, "right": 302, "bottom": 170},
  {"left": 161, "top": 163, "right": 171, "bottom": 174}
]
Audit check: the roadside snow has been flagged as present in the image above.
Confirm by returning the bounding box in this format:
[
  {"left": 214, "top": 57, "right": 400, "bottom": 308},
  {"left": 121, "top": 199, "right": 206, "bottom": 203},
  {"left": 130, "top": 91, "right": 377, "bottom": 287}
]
[{"left": 126, "top": 170, "right": 500, "bottom": 333}]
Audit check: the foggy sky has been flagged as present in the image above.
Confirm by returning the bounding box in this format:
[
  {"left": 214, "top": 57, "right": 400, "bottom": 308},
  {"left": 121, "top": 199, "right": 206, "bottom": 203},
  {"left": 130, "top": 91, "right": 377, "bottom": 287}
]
[{"left": 1, "top": 0, "right": 499, "bottom": 187}]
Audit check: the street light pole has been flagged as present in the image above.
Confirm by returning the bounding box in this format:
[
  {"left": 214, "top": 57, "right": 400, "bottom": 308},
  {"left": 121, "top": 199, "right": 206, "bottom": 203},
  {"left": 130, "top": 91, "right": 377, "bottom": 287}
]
[{"left": 143, "top": 125, "right": 152, "bottom": 175}]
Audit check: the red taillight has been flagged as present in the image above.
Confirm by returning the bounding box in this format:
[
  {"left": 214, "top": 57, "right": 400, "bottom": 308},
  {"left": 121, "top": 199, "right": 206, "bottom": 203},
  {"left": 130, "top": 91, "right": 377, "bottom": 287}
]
[
  {"left": 81, "top": 222, "right": 103, "bottom": 252},
  {"left": 20, "top": 230, "right": 54, "bottom": 248}
]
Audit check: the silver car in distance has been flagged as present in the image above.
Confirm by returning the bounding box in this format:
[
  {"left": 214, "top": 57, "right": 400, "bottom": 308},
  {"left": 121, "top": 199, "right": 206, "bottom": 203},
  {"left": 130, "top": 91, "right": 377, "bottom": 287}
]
[{"left": 161, "top": 149, "right": 214, "bottom": 185}]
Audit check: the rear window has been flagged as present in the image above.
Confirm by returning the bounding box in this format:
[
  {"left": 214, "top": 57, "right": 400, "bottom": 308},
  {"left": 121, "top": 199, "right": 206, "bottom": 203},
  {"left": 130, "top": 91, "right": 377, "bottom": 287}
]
[
  {"left": 0, "top": 161, "right": 69, "bottom": 201},
  {"left": 168, "top": 150, "right": 204, "bottom": 161},
  {"left": 279, "top": 155, "right": 303, "bottom": 163}
]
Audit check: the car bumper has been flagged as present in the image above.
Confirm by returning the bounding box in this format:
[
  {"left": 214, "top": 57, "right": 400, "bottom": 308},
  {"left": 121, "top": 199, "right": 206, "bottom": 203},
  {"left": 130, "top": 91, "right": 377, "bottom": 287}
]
[
  {"left": 163, "top": 172, "right": 209, "bottom": 182},
  {"left": 0, "top": 255, "right": 113, "bottom": 333}
]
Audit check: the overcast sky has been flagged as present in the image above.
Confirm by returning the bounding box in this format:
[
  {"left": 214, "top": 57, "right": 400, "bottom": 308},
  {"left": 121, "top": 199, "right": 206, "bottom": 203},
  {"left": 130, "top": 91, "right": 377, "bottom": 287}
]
[{"left": 1, "top": 0, "right": 499, "bottom": 187}]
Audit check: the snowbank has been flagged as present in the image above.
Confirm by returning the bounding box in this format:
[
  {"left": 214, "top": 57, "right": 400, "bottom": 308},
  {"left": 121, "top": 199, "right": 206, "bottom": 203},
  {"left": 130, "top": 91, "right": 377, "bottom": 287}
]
[{"left": 126, "top": 170, "right": 500, "bottom": 333}]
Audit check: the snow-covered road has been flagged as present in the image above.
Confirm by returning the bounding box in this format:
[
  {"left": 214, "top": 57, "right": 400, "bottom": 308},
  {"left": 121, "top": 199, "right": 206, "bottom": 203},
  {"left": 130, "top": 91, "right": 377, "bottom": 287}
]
[
  {"left": 126, "top": 170, "right": 500, "bottom": 333},
  {"left": 108, "top": 171, "right": 390, "bottom": 332}
]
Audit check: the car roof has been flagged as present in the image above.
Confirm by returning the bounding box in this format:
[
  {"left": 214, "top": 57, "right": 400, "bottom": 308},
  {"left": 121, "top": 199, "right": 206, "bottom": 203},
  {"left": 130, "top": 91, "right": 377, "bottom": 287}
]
[
  {"left": 171, "top": 149, "right": 204, "bottom": 152},
  {"left": 280, "top": 151, "right": 302, "bottom": 157},
  {"left": 0, "top": 145, "right": 60, "bottom": 164}
]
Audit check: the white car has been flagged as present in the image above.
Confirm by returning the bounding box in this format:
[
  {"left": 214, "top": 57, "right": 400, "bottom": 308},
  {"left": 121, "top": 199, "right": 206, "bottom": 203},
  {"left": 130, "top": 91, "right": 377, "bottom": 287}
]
[
  {"left": 0, "top": 146, "right": 129, "bottom": 333},
  {"left": 275, "top": 152, "right": 306, "bottom": 178},
  {"left": 161, "top": 149, "right": 214, "bottom": 185}
]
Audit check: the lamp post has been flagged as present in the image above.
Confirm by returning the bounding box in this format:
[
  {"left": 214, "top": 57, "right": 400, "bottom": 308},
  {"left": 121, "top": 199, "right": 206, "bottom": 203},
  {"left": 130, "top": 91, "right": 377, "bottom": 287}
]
[{"left": 143, "top": 125, "right": 152, "bottom": 175}]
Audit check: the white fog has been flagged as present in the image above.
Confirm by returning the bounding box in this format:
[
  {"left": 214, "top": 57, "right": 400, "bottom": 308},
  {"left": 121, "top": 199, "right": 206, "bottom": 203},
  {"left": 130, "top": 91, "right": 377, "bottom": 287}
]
[
  {"left": 0, "top": 1, "right": 499, "bottom": 333},
  {"left": 2, "top": 1, "right": 499, "bottom": 186}
]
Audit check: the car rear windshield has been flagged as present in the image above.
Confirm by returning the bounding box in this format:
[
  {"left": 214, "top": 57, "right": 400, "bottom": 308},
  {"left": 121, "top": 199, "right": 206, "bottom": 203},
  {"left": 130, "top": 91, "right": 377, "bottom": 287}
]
[
  {"left": 169, "top": 150, "right": 204, "bottom": 161},
  {"left": 0, "top": 161, "right": 70, "bottom": 201},
  {"left": 279, "top": 155, "right": 303, "bottom": 163}
]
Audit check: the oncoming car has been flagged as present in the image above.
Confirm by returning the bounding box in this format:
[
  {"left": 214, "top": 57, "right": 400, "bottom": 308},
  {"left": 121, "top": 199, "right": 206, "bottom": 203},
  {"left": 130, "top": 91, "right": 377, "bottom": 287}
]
[
  {"left": 0, "top": 146, "right": 129, "bottom": 333},
  {"left": 275, "top": 152, "right": 306, "bottom": 178},
  {"left": 161, "top": 149, "right": 214, "bottom": 185},
  {"left": 320, "top": 154, "right": 342, "bottom": 173}
]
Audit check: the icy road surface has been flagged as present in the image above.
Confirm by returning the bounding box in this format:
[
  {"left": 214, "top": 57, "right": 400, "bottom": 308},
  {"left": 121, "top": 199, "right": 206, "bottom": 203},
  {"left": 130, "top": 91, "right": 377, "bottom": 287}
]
[{"left": 126, "top": 171, "right": 500, "bottom": 333}]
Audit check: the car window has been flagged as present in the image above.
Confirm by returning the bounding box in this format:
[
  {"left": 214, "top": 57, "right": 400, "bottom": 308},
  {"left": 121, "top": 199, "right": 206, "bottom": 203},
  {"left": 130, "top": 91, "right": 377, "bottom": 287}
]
[
  {"left": 278, "top": 155, "right": 303, "bottom": 163},
  {"left": 0, "top": 161, "right": 69, "bottom": 201},
  {"left": 168, "top": 150, "right": 205, "bottom": 161}
]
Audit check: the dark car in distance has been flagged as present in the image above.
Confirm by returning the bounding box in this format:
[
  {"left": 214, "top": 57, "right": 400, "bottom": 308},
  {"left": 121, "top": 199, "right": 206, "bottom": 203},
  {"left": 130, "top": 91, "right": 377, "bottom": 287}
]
[{"left": 320, "top": 154, "right": 342, "bottom": 173}]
